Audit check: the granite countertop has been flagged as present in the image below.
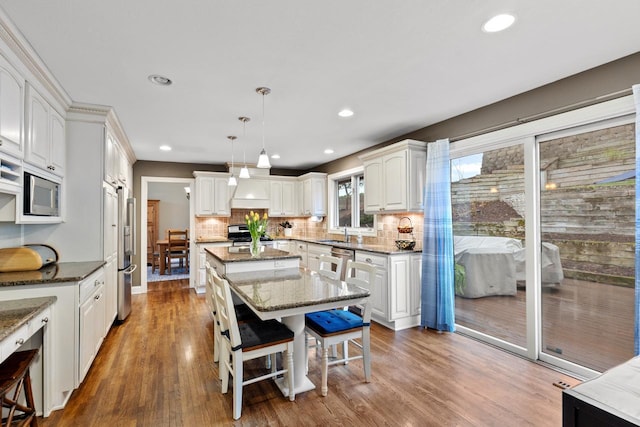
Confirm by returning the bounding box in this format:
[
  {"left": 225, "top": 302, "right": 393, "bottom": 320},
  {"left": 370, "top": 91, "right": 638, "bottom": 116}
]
[
  {"left": 205, "top": 246, "right": 302, "bottom": 263},
  {"left": 225, "top": 267, "right": 370, "bottom": 312},
  {"left": 0, "top": 261, "right": 105, "bottom": 287},
  {"left": 278, "top": 237, "right": 422, "bottom": 255},
  {"left": 0, "top": 296, "right": 57, "bottom": 341}
]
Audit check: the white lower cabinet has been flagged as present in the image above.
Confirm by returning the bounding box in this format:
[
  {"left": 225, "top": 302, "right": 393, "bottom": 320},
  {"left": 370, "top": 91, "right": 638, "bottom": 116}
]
[
  {"left": 274, "top": 240, "right": 292, "bottom": 253},
  {"left": 78, "top": 268, "right": 106, "bottom": 384},
  {"left": 306, "top": 243, "right": 331, "bottom": 272},
  {"left": 195, "top": 241, "right": 232, "bottom": 293},
  {"left": 291, "top": 241, "right": 308, "bottom": 268},
  {"left": 356, "top": 251, "right": 421, "bottom": 331},
  {"left": 0, "top": 267, "right": 110, "bottom": 415}
]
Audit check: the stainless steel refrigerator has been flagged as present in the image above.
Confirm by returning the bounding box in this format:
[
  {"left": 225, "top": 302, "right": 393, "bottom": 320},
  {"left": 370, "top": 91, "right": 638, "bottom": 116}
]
[{"left": 117, "top": 186, "right": 136, "bottom": 321}]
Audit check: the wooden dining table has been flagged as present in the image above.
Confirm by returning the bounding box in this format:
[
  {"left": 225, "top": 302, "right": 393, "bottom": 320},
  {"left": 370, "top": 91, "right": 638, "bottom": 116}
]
[
  {"left": 224, "top": 267, "right": 370, "bottom": 396},
  {"left": 156, "top": 239, "right": 189, "bottom": 275}
]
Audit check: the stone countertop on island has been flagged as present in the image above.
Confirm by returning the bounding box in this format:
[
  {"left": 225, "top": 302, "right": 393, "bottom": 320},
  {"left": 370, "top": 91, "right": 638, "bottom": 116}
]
[
  {"left": 0, "top": 296, "right": 57, "bottom": 340},
  {"left": 0, "top": 261, "right": 105, "bottom": 287},
  {"left": 205, "top": 246, "right": 302, "bottom": 263}
]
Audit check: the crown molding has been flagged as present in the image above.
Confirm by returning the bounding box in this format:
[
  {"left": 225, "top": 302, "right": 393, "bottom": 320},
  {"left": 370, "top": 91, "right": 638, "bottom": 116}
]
[
  {"left": 68, "top": 101, "right": 136, "bottom": 164},
  {"left": 0, "top": 7, "right": 72, "bottom": 111}
]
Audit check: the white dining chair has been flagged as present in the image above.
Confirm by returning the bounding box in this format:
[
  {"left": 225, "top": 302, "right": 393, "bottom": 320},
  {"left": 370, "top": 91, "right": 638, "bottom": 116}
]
[
  {"left": 318, "top": 254, "right": 344, "bottom": 281},
  {"left": 205, "top": 262, "right": 221, "bottom": 365},
  {"left": 304, "top": 260, "right": 376, "bottom": 396},
  {"left": 213, "top": 273, "right": 295, "bottom": 420}
]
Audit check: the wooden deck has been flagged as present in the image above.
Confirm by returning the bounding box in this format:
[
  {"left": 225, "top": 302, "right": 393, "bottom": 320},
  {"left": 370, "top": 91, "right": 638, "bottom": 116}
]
[
  {"left": 456, "top": 278, "right": 636, "bottom": 372},
  {"left": 39, "top": 279, "right": 578, "bottom": 426}
]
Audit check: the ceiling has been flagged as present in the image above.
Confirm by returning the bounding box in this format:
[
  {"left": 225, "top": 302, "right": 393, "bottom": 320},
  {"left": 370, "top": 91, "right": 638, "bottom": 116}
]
[{"left": 1, "top": 1, "right": 640, "bottom": 170}]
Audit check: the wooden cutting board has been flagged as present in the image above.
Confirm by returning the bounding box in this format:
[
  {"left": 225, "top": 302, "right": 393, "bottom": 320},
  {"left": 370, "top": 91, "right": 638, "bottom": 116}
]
[{"left": 0, "top": 247, "right": 53, "bottom": 272}]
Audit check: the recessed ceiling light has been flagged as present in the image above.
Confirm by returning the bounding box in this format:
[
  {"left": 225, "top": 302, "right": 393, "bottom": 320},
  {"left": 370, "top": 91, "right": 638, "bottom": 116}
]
[
  {"left": 482, "top": 14, "right": 516, "bottom": 33},
  {"left": 148, "top": 74, "right": 173, "bottom": 86},
  {"left": 324, "top": 149, "right": 334, "bottom": 154},
  {"left": 338, "top": 109, "right": 354, "bottom": 118},
  {"left": 159, "top": 145, "right": 172, "bottom": 151},
  {"left": 271, "top": 154, "right": 280, "bottom": 159}
]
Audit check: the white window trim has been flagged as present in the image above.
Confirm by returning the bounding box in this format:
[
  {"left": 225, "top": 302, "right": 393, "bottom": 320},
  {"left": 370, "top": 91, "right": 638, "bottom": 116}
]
[{"left": 327, "top": 166, "right": 377, "bottom": 238}]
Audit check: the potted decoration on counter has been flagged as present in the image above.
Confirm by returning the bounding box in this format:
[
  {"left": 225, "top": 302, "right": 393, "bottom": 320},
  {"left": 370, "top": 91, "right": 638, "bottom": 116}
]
[
  {"left": 246, "top": 211, "right": 269, "bottom": 257},
  {"left": 279, "top": 221, "right": 293, "bottom": 237}
]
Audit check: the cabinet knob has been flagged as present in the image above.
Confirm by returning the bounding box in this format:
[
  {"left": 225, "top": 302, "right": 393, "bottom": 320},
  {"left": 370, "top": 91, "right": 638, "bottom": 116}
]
[
  {"left": 15, "top": 338, "right": 24, "bottom": 346},
  {"left": 42, "top": 317, "right": 49, "bottom": 324},
  {"left": 366, "top": 258, "right": 373, "bottom": 263},
  {"left": 94, "top": 280, "right": 100, "bottom": 286},
  {"left": 95, "top": 294, "right": 101, "bottom": 300}
]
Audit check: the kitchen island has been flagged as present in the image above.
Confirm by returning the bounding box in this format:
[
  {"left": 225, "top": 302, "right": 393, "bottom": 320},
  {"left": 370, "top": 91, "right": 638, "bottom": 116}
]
[
  {"left": 205, "top": 246, "right": 301, "bottom": 275},
  {"left": 225, "top": 267, "right": 370, "bottom": 395}
]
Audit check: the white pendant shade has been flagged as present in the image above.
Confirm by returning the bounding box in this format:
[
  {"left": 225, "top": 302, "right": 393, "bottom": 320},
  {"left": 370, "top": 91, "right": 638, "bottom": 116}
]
[
  {"left": 239, "top": 166, "right": 250, "bottom": 179},
  {"left": 228, "top": 175, "right": 238, "bottom": 186},
  {"left": 257, "top": 149, "right": 271, "bottom": 168}
]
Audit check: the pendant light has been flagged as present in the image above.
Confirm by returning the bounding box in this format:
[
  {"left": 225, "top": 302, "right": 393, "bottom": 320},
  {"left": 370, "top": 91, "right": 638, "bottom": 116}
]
[
  {"left": 238, "top": 116, "right": 251, "bottom": 179},
  {"left": 256, "top": 87, "right": 271, "bottom": 169},
  {"left": 227, "top": 135, "right": 238, "bottom": 186}
]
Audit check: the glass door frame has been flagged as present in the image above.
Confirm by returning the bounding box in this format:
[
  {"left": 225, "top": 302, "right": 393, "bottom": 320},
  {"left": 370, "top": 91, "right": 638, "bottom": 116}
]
[{"left": 449, "top": 94, "right": 636, "bottom": 378}]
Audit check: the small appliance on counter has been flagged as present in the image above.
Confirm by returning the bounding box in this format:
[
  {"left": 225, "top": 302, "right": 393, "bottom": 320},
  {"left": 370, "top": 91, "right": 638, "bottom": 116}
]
[{"left": 0, "top": 244, "right": 59, "bottom": 272}]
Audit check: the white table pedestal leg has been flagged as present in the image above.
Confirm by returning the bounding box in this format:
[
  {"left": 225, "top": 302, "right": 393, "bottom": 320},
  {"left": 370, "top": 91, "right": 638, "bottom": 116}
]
[{"left": 275, "top": 313, "right": 316, "bottom": 396}]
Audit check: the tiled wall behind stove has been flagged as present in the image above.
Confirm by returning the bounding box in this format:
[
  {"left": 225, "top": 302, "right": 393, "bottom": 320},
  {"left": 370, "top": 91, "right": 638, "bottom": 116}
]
[{"left": 195, "top": 210, "right": 424, "bottom": 247}]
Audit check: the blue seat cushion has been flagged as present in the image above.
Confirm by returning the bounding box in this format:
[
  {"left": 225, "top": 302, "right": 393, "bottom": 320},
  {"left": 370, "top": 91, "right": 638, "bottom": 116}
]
[{"left": 305, "top": 309, "right": 364, "bottom": 335}]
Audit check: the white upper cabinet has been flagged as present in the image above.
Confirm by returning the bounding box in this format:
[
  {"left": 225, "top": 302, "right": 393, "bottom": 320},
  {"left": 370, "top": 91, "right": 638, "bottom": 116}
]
[
  {"left": 269, "top": 179, "right": 297, "bottom": 217},
  {"left": 0, "top": 56, "right": 24, "bottom": 158},
  {"left": 360, "top": 139, "right": 426, "bottom": 214},
  {"left": 25, "top": 84, "right": 65, "bottom": 177},
  {"left": 104, "top": 130, "right": 118, "bottom": 186},
  {"left": 299, "top": 172, "right": 327, "bottom": 216},
  {"left": 194, "top": 171, "right": 230, "bottom": 217}
]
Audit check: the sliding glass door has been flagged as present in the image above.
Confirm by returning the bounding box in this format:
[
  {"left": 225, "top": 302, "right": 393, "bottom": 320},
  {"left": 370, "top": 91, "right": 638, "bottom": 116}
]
[
  {"left": 451, "top": 145, "right": 528, "bottom": 351},
  {"left": 450, "top": 113, "right": 636, "bottom": 375},
  {"left": 538, "top": 120, "right": 636, "bottom": 372}
]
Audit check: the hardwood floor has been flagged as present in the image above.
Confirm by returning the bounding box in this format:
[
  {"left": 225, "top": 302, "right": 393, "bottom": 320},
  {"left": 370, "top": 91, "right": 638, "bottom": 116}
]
[{"left": 40, "top": 279, "right": 578, "bottom": 426}]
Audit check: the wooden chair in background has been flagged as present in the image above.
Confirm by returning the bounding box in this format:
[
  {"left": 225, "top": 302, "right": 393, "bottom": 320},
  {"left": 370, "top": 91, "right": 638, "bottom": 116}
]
[
  {"left": 167, "top": 229, "right": 189, "bottom": 274},
  {"left": 148, "top": 229, "right": 161, "bottom": 274}
]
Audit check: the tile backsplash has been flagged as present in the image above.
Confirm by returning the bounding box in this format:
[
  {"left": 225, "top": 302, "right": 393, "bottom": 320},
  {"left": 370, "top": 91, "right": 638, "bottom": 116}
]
[{"left": 195, "top": 210, "right": 423, "bottom": 247}]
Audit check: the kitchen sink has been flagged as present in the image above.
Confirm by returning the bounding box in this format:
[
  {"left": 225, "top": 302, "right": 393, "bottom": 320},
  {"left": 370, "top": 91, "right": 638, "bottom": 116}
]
[{"left": 315, "top": 239, "right": 347, "bottom": 244}]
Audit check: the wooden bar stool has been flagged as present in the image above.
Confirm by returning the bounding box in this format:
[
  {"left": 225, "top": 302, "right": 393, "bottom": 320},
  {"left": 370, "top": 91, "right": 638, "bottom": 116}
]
[{"left": 0, "top": 349, "right": 39, "bottom": 427}]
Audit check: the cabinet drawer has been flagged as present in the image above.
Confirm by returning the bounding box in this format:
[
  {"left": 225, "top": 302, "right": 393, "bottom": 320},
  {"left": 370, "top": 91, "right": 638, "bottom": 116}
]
[
  {"left": 1, "top": 323, "right": 30, "bottom": 360},
  {"left": 80, "top": 270, "right": 105, "bottom": 304},
  {"left": 356, "top": 251, "right": 386, "bottom": 268}
]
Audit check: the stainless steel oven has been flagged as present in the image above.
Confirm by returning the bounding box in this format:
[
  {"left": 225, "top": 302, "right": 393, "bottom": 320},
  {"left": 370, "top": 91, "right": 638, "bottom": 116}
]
[{"left": 227, "top": 224, "right": 274, "bottom": 247}]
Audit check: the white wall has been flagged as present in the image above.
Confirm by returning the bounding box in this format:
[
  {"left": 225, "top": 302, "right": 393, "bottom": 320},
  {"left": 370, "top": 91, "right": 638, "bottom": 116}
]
[{"left": 148, "top": 182, "right": 190, "bottom": 238}]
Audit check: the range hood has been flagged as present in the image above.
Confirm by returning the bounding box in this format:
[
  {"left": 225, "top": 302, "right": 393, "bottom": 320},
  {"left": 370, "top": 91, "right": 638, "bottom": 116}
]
[{"left": 229, "top": 178, "right": 270, "bottom": 210}]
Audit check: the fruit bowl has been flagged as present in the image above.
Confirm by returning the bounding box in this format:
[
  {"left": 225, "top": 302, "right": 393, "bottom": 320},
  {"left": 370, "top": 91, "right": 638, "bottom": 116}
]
[{"left": 395, "top": 240, "right": 416, "bottom": 250}]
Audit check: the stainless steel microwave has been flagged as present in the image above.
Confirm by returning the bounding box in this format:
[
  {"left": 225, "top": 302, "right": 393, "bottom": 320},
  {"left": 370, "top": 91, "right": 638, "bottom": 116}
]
[{"left": 24, "top": 172, "right": 60, "bottom": 216}]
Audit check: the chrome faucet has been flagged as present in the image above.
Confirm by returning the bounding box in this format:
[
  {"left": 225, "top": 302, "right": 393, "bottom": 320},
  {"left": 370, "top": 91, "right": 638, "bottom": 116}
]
[{"left": 344, "top": 227, "right": 350, "bottom": 243}]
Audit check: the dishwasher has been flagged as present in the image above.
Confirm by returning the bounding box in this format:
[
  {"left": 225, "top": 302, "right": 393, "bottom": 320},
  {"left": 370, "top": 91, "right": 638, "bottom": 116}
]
[{"left": 331, "top": 247, "right": 355, "bottom": 281}]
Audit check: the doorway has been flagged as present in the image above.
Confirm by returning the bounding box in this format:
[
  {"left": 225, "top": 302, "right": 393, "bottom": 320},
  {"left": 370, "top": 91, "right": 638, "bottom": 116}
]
[{"left": 139, "top": 177, "right": 194, "bottom": 294}]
